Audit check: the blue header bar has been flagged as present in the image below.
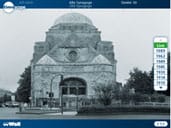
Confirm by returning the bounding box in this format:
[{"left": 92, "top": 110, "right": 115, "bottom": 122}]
[{"left": 0, "top": 0, "right": 170, "bottom": 8}]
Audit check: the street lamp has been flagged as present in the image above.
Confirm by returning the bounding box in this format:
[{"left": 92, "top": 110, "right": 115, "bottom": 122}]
[
  {"left": 29, "top": 97, "right": 32, "bottom": 108},
  {"left": 76, "top": 87, "right": 79, "bottom": 112},
  {"left": 60, "top": 86, "right": 63, "bottom": 115},
  {"left": 49, "top": 74, "right": 63, "bottom": 110}
]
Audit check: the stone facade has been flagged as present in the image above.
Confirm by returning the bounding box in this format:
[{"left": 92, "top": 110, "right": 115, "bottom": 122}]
[{"left": 31, "top": 13, "right": 117, "bottom": 107}]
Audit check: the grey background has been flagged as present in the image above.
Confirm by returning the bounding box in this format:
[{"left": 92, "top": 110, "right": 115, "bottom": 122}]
[{"left": 0, "top": 9, "right": 170, "bottom": 92}]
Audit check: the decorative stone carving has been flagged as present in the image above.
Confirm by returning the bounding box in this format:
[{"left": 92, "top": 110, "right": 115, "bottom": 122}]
[{"left": 36, "top": 55, "right": 57, "bottom": 65}]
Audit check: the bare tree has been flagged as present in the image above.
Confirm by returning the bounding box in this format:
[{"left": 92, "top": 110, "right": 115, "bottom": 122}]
[{"left": 93, "top": 82, "right": 117, "bottom": 106}]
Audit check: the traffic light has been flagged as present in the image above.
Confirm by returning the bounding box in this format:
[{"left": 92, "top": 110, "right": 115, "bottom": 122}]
[{"left": 49, "top": 92, "right": 54, "bottom": 98}]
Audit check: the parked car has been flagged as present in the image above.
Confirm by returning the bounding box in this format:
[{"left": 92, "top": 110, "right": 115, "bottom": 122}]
[
  {"left": 0, "top": 103, "right": 5, "bottom": 107},
  {"left": 5, "top": 101, "right": 19, "bottom": 107}
]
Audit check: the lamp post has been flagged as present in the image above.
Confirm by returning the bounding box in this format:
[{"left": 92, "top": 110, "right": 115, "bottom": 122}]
[
  {"left": 29, "top": 97, "right": 32, "bottom": 108},
  {"left": 76, "top": 87, "right": 79, "bottom": 112},
  {"left": 49, "top": 74, "right": 63, "bottom": 110},
  {"left": 60, "top": 86, "right": 63, "bottom": 115}
]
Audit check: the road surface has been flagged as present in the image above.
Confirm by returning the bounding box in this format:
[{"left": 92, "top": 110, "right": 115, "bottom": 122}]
[{"left": 0, "top": 108, "right": 169, "bottom": 119}]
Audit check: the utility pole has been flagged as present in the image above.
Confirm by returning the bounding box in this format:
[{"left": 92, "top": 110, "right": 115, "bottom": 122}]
[
  {"left": 49, "top": 74, "right": 63, "bottom": 110},
  {"left": 76, "top": 87, "right": 79, "bottom": 112},
  {"left": 60, "top": 75, "right": 64, "bottom": 115}
]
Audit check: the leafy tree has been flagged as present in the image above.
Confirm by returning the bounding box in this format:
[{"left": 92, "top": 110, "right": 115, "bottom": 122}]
[
  {"left": 0, "top": 97, "right": 3, "bottom": 103},
  {"left": 0, "top": 94, "right": 11, "bottom": 103},
  {"left": 93, "top": 82, "right": 117, "bottom": 106},
  {"left": 151, "top": 93, "right": 165, "bottom": 102},
  {"left": 16, "top": 66, "right": 31, "bottom": 103},
  {"left": 3, "top": 94, "right": 11, "bottom": 102},
  {"left": 125, "top": 68, "right": 153, "bottom": 94},
  {"left": 132, "top": 93, "right": 150, "bottom": 103},
  {"left": 112, "top": 82, "right": 122, "bottom": 100},
  {"left": 120, "top": 87, "right": 131, "bottom": 104}
]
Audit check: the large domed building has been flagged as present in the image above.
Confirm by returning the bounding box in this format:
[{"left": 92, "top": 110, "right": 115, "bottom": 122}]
[{"left": 31, "top": 13, "right": 117, "bottom": 108}]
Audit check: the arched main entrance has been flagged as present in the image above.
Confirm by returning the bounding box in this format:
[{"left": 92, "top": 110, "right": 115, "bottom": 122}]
[
  {"left": 60, "top": 77, "right": 86, "bottom": 95},
  {"left": 59, "top": 77, "right": 87, "bottom": 109}
]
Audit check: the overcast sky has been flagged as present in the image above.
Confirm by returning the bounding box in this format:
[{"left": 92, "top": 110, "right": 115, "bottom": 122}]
[{"left": 0, "top": 9, "right": 170, "bottom": 92}]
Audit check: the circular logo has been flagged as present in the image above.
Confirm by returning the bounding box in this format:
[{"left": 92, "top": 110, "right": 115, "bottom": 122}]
[{"left": 3, "top": 1, "right": 15, "bottom": 13}]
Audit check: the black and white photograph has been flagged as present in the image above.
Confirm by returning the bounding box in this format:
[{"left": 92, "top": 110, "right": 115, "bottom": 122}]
[{"left": 0, "top": 9, "right": 170, "bottom": 119}]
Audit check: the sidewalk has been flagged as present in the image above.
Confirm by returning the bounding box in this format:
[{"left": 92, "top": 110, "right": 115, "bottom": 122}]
[
  {"left": 43, "top": 111, "right": 77, "bottom": 116},
  {"left": 16, "top": 107, "right": 77, "bottom": 115},
  {"left": 17, "top": 111, "right": 77, "bottom": 115}
]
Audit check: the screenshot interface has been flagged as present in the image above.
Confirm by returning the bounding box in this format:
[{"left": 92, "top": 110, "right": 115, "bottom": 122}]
[{"left": 0, "top": 0, "right": 170, "bottom": 128}]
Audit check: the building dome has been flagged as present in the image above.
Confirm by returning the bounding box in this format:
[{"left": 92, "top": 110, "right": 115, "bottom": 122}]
[{"left": 54, "top": 13, "right": 93, "bottom": 26}]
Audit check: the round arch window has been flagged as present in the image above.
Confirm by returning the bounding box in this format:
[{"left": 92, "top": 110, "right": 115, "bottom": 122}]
[{"left": 68, "top": 50, "right": 78, "bottom": 62}]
